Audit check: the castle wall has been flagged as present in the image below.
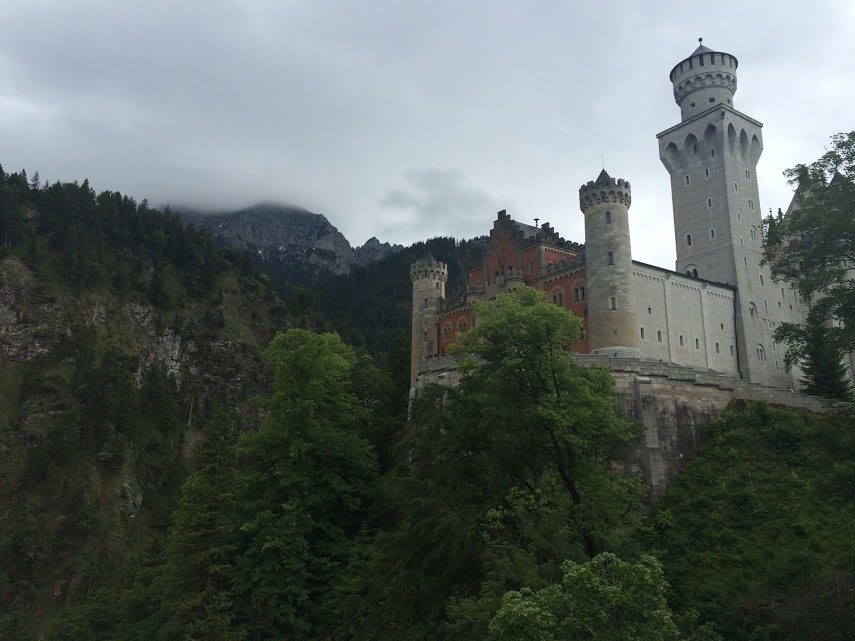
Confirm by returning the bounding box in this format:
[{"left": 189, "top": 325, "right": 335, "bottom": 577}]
[
  {"left": 437, "top": 306, "right": 474, "bottom": 356},
  {"left": 631, "top": 263, "right": 739, "bottom": 375},
  {"left": 536, "top": 266, "right": 589, "bottom": 353},
  {"left": 413, "top": 354, "right": 833, "bottom": 501}
]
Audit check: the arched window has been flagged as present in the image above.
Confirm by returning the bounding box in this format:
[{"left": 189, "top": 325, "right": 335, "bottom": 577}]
[
  {"left": 749, "top": 303, "right": 757, "bottom": 319},
  {"left": 679, "top": 335, "right": 684, "bottom": 347},
  {"left": 458, "top": 321, "right": 467, "bottom": 333},
  {"left": 730, "top": 345, "right": 734, "bottom": 355},
  {"left": 686, "top": 234, "right": 692, "bottom": 246},
  {"left": 756, "top": 344, "right": 766, "bottom": 361},
  {"left": 695, "top": 338, "right": 700, "bottom": 349},
  {"left": 657, "top": 331, "right": 662, "bottom": 343},
  {"left": 640, "top": 327, "right": 645, "bottom": 340},
  {"left": 715, "top": 342, "right": 720, "bottom": 353}
]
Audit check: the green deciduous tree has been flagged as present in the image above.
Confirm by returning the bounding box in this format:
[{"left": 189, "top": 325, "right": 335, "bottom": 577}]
[
  {"left": 339, "top": 286, "right": 642, "bottom": 640},
  {"left": 488, "top": 553, "right": 687, "bottom": 641},
  {"left": 765, "top": 132, "right": 855, "bottom": 398}
]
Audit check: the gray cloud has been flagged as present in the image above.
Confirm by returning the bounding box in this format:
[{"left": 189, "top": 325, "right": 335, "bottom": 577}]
[
  {"left": 380, "top": 168, "right": 500, "bottom": 239},
  {"left": 1, "top": 1, "right": 853, "bottom": 267}
]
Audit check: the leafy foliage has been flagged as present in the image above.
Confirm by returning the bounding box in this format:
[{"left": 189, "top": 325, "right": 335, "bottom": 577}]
[
  {"left": 488, "top": 553, "right": 683, "bottom": 641},
  {"left": 764, "top": 132, "right": 855, "bottom": 397},
  {"left": 640, "top": 402, "right": 855, "bottom": 641},
  {"left": 338, "top": 287, "right": 643, "bottom": 640}
]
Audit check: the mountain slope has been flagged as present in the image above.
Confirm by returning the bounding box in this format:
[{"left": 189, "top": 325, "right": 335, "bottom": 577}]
[{"left": 180, "top": 204, "right": 402, "bottom": 284}]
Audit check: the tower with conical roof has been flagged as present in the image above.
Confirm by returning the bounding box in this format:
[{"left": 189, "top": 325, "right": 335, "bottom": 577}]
[
  {"left": 579, "top": 169, "right": 640, "bottom": 357},
  {"left": 657, "top": 39, "right": 795, "bottom": 387},
  {"left": 410, "top": 251, "right": 448, "bottom": 386}
]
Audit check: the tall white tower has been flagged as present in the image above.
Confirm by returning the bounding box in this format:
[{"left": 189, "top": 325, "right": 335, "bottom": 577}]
[{"left": 657, "top": 40, "right": 799, "bottom": 387}]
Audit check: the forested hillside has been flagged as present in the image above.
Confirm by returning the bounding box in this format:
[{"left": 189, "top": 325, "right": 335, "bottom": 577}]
[
  {"left": 0, "top": 168, "right": 403, "bottom": 638},
  {"left": 315, "top": 234, "right": 486, "bottom": 358}
]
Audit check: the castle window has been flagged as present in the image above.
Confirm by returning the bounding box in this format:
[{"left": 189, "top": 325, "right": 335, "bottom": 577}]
[
  {"left": 781, "top": 287, "right": 785, "bottom": 299},
  {"left": 606, "top": 211, "right": 612, "bottom": 223},
  {"left": 760, "top": 274, "right": 764, "bottom": 286},
  {"left": 757, "top": 345, "right": 766, "bottom": 361},
  {"left": 744, "top": 256, "right": 748, "bottom": 267},
  {"left": 694, "top": 145, "right": 698, "bottom": 154},
  {"left": 745, "top": 169, "right": 751, "bottom": 180},
  {"left": 608, "top": 251, "right": 614, "bottom": 265},
  {"left": 740, "top": 238, "right": 744, "bottom": 247},
  {"left": 707, "top": 198, "right": 712, "bottom": 208},
  {"left": 705, "top": 168, "right": 710, "bottom": 178},
  {"left": 734, "top": 182, "right": 738, "bottom": 192},
  {"left": 776, "top": 360, "right": 779, "bottom": 371},
  {"left": 716, "top": 342, "right": 720, "bottom": 353},
  {"left": 764, "top": 300, "right": 768, "bottom": 313},
  {"left": 553, "top": 294, "right": 558, "bottom": 304},
  {"left": 640, "top": 327, "right": 645, "bottom": 340},
  {"left": 709, "top": 97, "right": 715, "bottom": 103},
  {"left": 610, "top": 296, "right": 617, "bottom": 310},
  {"left": 529, "top": 261, "right": 533, "bottom": 273},
  {"left": 558, "top": 293, "right": 563, "bottom": 306},
  {"left": 686, "top": 234, "right": 692, "bottom": 246},
  {"left": 580, "top": 287, "right": 585, "bottom": 300},
  {"left": 730, "top": 345, "right": 734, "bottom": 355},
  {"left": 657, "top": 331, "right": 662, "bottom": 343},
  {"left": 679, "top": 335, "right": 684, "bottom": 347},
  {"left": 685, "top": 175, "right": 690, "bottom": 185},
  {"left": 749, "top": 303, "right": 757, "bottom": 319},
  {"left": 710, "top": 229, "right": 715, "bottom": 239},
  {"left": 436, "top": 282, "right": 439, "bottom": 289},
  {"left": 750, "top": 228, "right": 756, "bottom": 241},
  {"left": 737, "top": 212, "right": 741, "bottom": 222},
  {"left": 443, "top": 326, "right": 451, "bottom": 340},
  {"left": 711, "top": 149, "right": 715, "bottom": 157},
  {"left": 748, "top": 199, "right": 755, "bottom": 210},
  {"left": 424, "top": 298, "right": 429, "bottom": 308},
  {"left": 695, "top": 338, "right": 700, "bottom": 349},
  {"left": 458, "top": 321, "right": 467, "bottom": 332},
  {"left": 691, "top": 102, "right": 696, "bottom": 108}
]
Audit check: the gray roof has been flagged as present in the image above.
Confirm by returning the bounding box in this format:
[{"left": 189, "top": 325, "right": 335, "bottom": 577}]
[{"left": 513, "top": 220, "right": 540, "bottom": 239}]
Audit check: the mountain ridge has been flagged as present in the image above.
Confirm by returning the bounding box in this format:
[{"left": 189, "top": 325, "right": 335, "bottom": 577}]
[{"left": 177, "top": 203, "right": 403, "bottom": 282}]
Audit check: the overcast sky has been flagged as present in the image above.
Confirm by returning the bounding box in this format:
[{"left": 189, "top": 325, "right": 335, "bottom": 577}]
[{"left": 2, "top": 1, "right": 853, "bottom": 268}]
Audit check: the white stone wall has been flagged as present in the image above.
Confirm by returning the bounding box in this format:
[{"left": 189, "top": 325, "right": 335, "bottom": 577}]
[{"left": 632, "top": 263, "right": 738, "bottom": 375}]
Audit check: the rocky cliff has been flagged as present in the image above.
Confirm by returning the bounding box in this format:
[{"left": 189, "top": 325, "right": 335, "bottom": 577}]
[{"left": 180, "top": 204, "right": 402, "bottom": 282}]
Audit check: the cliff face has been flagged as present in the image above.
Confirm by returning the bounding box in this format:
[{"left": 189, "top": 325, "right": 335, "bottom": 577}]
[
  {"left": 0, "top": 253, "right": 297, "bottom": 625},
  {"left": 181, "top": 204, "right": 402, "bottom": 281}
]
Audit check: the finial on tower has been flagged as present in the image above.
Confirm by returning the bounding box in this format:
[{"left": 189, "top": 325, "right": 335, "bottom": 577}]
[{"left": 698, "top": 37, "right": 703, "bottom": 44}]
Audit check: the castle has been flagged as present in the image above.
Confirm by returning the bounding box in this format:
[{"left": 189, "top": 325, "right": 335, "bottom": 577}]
[{"left": 409, "top": 40, "right": 840, "bottom": 395}]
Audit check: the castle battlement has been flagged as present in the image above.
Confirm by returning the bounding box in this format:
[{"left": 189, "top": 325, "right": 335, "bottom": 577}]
[{"left": 579, "top": 171, "right": 632, "bottom": 213}]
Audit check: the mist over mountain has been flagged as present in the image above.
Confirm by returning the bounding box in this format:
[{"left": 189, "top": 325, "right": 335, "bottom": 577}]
[{"left": 178, "top": 203, "right": 403, "bottom": 284}]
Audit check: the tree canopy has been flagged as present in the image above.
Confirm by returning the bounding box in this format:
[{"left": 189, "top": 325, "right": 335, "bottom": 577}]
[{"left": 339, "top": 286, "right": 642, "bottom": 640}]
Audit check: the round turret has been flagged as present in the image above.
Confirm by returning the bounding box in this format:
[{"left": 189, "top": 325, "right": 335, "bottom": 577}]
[
  {"left": 579, "top": 169, "right": 639, "bottom": 358},
  {"left": 410, "top": 251, "right": 448, "bottom": 387},
  {"left": 670, "top": 39, "right": 738, "bottom": 121}
]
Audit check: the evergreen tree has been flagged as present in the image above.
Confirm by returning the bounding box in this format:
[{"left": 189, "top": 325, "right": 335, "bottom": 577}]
[{"left": 232, "top": 330, "right": 379, "bottom": 640}]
